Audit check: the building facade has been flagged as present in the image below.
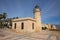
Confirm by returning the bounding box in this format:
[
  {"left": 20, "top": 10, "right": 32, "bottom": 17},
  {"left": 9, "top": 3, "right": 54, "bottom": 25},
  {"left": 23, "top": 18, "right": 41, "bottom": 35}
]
[
  {"left": 42, "top": 24, "right": 56, "bottom": 30},
  {"left": 12, "top": 5, "right": 42, "bottom": 33}
]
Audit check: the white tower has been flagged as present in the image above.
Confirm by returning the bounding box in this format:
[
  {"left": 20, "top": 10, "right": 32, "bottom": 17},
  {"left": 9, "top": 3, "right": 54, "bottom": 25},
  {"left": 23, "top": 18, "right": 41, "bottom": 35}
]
[{"left": 33, "top": 5, "right": 42, "bottom": 32}]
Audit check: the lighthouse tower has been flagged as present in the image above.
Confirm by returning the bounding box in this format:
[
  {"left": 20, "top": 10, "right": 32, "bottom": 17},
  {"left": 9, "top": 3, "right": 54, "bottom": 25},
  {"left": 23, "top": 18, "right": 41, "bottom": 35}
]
[{"left": 33, "top": 5, "right": 42, "bottom": 32}]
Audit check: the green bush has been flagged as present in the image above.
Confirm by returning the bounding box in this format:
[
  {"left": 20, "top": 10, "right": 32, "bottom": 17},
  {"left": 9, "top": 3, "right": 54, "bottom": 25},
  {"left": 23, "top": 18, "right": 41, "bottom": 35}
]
[{"left": 42, "top": 27, "right": 47, "bottom": 30}]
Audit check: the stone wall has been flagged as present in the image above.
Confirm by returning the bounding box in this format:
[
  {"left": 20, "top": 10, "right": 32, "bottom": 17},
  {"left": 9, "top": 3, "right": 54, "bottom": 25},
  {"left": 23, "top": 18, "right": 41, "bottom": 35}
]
[{"left": 12, "top": 20, "right": 37, "bottom": 33}]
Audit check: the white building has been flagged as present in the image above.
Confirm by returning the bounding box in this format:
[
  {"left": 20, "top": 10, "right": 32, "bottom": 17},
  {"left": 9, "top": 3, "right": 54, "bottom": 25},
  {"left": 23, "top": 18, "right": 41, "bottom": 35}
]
[{"left": 12, "top": 5, "right": 42, "bottom": 33}]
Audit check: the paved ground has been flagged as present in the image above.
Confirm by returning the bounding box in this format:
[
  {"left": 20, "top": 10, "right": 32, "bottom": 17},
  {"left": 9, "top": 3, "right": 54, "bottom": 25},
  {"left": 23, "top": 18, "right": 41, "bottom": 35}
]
[{"left": 0, "top": 28, "right": 60, "bottom": 40}]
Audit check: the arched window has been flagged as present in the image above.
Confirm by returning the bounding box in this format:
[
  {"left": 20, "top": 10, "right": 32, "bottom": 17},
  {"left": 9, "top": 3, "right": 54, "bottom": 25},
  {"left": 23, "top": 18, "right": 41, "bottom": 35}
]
[
  {"left": 32, "top": 23, "right": 34, "bottom": 29},
  {"left": 14, "top": 23, "right": 16, "bottom": 29},
  {"left": 21, "top": 22, "right": 24, "bottom": 30}
]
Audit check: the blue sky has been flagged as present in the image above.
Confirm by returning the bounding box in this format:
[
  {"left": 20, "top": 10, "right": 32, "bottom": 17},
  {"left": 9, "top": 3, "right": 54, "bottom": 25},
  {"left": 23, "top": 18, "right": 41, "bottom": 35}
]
[{"left": 0, "top": 0, "right": 60, "bottom": 25}]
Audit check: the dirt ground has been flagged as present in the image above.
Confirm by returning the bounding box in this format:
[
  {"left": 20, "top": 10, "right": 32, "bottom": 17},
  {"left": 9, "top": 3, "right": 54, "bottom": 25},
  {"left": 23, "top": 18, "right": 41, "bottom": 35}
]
[{"left": 0, "top": 28, "right": 60, "bottom": 40}]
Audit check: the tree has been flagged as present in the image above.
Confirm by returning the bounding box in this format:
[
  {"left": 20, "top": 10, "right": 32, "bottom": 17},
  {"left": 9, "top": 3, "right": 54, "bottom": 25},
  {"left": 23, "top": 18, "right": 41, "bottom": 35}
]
[
  {"left": 2, "top": 12, "right": 7, "bottom": 19},
  {"left": 16, "top": 16, "right": 19, "bottom": 19},
  {"left": 0, "top": 14, "right": 3, "bottom": 20},
  {"left": 12, "top": 16, "right": 19, "bottom": 19},
  {"left": 0, "top": 14, "right": 3, "bottom": 28},
  {"left": 13, "top": 17, "right": 15, "bottom": 19},
  {"left": 0, "top": 12, "right": 7, "bottom": 28},
  {"left": 42, "top": 27, "right": 47, "bottom": 30}
]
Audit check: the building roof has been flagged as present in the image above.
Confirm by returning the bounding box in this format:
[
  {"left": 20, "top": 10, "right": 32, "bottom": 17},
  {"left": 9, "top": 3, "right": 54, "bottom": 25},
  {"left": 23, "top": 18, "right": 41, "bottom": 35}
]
[
  {"left": 35, "top": 5, "right": 39, "bottom": 9},
  {"left": 33, "top": 5, "right": 41, "bottom": 13},
  {"left": 12, "top": 17, "right": 36, "bottom": 22}
]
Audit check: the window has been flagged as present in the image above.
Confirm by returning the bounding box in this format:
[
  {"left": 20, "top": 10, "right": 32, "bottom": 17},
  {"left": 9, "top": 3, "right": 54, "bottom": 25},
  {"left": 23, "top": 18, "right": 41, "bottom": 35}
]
[
  {"left": 21, "top": 22, "right": 24, "bottom": 30},
  {"left": 32, "top": 23, "right": 34, "bottom": 29},
  {"left": 51, "top": 25, "right": 53, "bottom": 29},
  {"left": 14, "top": 23, "right": 16, "bottom": 29}
]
